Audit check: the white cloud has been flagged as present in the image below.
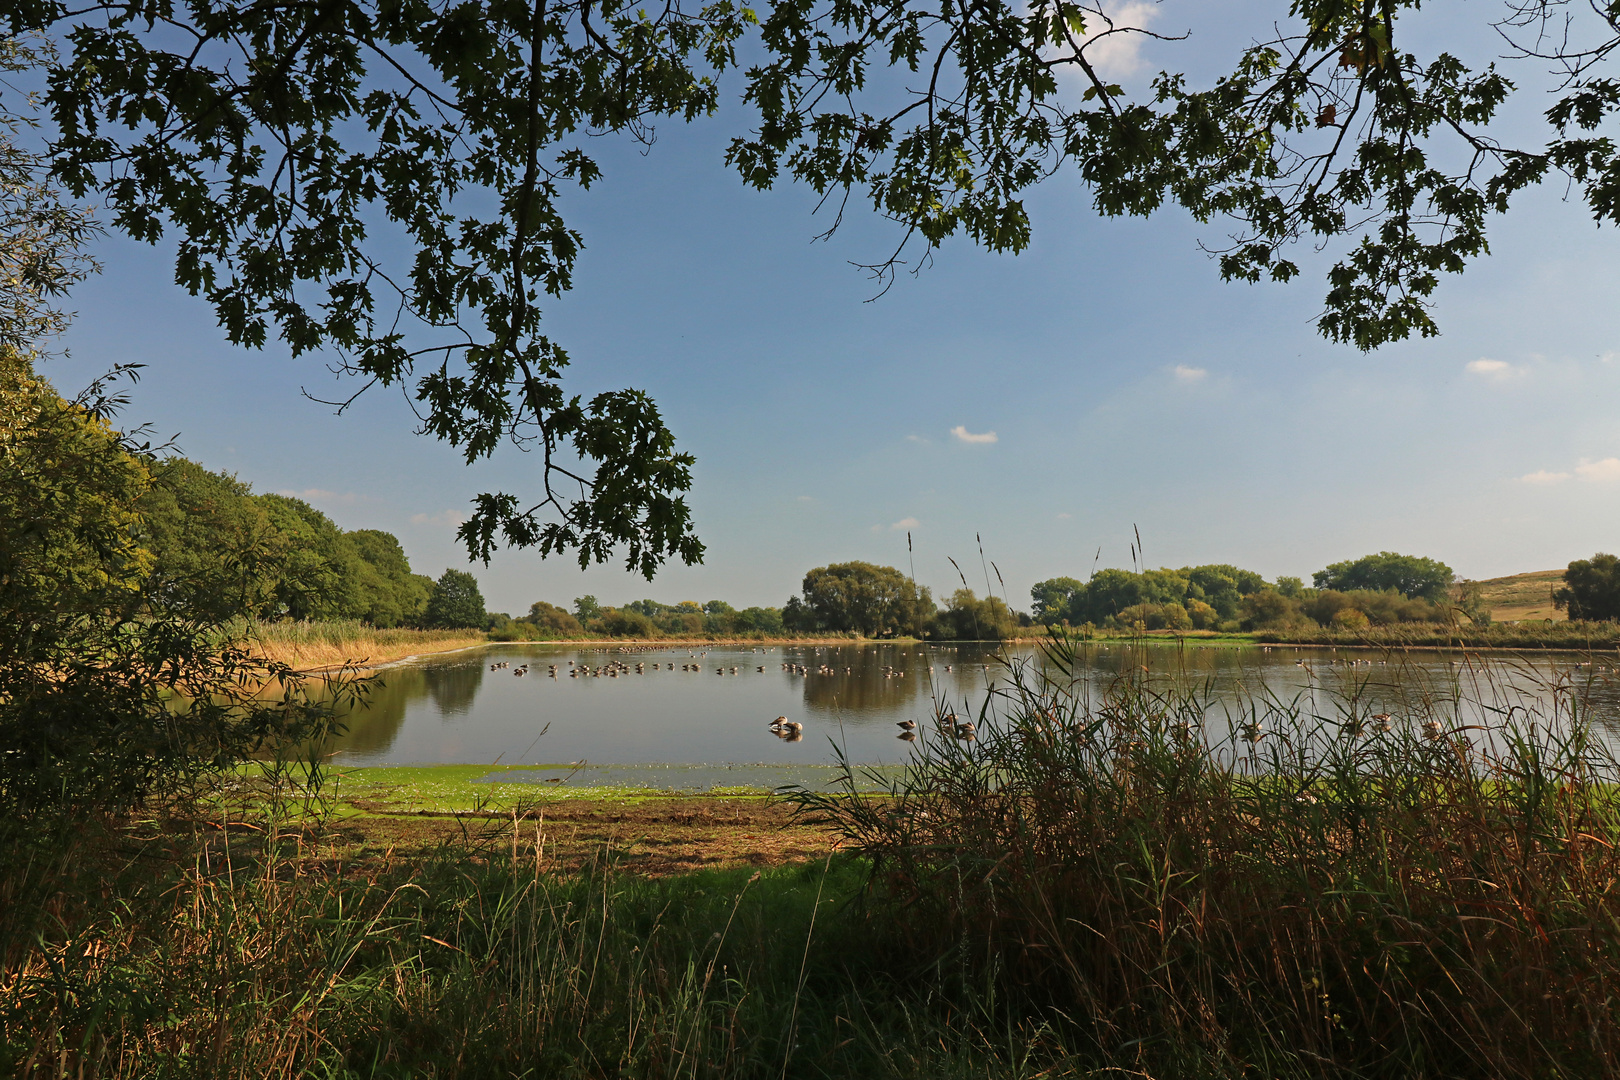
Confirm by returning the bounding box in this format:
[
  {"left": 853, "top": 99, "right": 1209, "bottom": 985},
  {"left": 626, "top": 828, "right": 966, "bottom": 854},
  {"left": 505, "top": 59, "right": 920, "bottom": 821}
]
[
  {"left": 905, "top": 434, "right": 929, "bottom": 444},
  {"left": 1576, "top": 457, "right": 1620, "bottom": 482},
  {"left": 1172, "top": 364, "right": 1207, "bottom": 383},
  {"left": 1075, "top": 1, "right": 1159, "bottom": 79},
  {"left": 1056, "top": 512, "right": 1073, "bottom": 520},
  {"left": 889, "top": 517, "right": 920, "bottom": 531},
  {"left": 796, "top": 494, "right": 814, "bottom": 503},
  {"left": 1466, "top": 358, "right": 1524, "bottom": 381},
  {"left": 410, "top": 509, "right": 465, "bottom": 527},
  {"left": 951, "top": 425, "right": 998, "bottom": 444},
  {"left": 1519, "top": 469, "right": 1571, "bottom": 485}
]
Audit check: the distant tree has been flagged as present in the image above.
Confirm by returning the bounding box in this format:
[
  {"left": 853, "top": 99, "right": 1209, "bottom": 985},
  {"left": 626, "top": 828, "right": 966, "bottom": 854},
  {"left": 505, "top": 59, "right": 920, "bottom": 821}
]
[
  {"left": 348, "top": 529, "right": 432, "bottom": 628},
  {"left": 258, "top": 494, "right": 369, "bottom": 621},
  {"left": 936, "top": 589, "right": 1019, "bottom": 641},
  {"left": 596, "top": 608, "right": 656, "bottom": 637},
  {"left": 1554, "top": 555, "right": 1620, "bottom": 622},
  {"left": 1029, "top": 577, "right": 1085, "bottom": 624},
  {"left": 1313, "top": 553, "right": 1454, "bottom": 601},
  {"left": 1240, "top": 590, "right": 1311, "bottom": 631},
  {"left": 801, "top": 562, "right": 931, "bottom": 637},
  {"left": 736, "top": 606, "right": 785, "bottom": 635},
  {"left": 1332, "top": 608, "right": 1371, "bottom": 631},
  {"left": 1454, "top": 580, "right": 1492, "bottom": 626},
  {"left": 1186, "top": 599, "right": 1220, "bottom": 630},
  {"left": 573, "top": 595, "right": 603, "bottom": 623},
  {"left": 624, "top": 598, "right": 671, "bottom": 618},
  {"left": 1069, "top": 569, "right": 1146, "bottom": 625},
  {"left": 137, "top": 458, "right": 284, "bottom": 620},
  {"left": 1274, "top": 576, "right": 1305, "bottom": 599},
  {"left": 527, "top": 601, "right": 583, "bottom": 637},
  {"left": 425, "top": 570, "right": 486, "bottom": 629},
  {"left": 1181, "top": 565, "right": 1266, "bottom": 621},
  {"left": 782, "top": 595, "right": 815, "bottom": 632}
]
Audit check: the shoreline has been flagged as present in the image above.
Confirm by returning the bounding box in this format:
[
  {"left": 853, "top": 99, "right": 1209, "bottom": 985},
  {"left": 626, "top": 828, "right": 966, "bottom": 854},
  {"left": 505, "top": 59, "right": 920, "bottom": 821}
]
[{"left": 277, "top": 630, "right": 1620, "bottom": 675}]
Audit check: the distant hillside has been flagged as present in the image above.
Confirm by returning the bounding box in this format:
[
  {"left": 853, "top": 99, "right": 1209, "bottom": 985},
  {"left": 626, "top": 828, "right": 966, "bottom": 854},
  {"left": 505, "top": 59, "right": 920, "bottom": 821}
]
[{"left": 1473, "top": 569, "right": 1566, "bottom": 623}]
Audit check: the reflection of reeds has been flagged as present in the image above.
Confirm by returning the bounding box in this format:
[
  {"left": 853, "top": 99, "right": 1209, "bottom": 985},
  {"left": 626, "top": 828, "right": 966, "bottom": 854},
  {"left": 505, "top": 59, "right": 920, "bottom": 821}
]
[{"left": 791, "top": 629, "right": 1620, "bottom": 1077}]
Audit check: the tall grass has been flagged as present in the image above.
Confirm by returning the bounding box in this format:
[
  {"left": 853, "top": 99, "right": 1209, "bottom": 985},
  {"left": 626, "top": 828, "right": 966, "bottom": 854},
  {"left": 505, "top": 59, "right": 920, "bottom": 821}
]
[
  {"left": 0, "top": 812, "right": 1072, "bottom": 1079},
  {"left": 1254, "top": 620, "right": 1620, "bottom": 650},
  {"left": 242, "top": 619, "right": 485, "bottom": 669},
  {"left": 792, "top": 633, "right": 1620, "bottom": 1078}
]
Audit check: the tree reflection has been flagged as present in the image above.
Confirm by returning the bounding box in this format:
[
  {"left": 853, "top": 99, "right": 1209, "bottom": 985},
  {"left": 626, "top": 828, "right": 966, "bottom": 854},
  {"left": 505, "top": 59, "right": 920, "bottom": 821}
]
[{"left": 426, "top": 662, "right": 485, "bottom": 718}]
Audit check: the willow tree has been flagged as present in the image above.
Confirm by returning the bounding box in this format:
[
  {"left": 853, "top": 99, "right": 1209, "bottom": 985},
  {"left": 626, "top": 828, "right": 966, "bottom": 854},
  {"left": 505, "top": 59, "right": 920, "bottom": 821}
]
[{"left": 6, "top": 0, "right": 1617, "bottom": 572}]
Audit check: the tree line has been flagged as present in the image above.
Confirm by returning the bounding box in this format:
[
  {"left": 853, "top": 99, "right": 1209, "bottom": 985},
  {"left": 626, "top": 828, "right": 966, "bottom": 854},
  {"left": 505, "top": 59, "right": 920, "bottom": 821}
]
[{"left": 1030, "top": 553, "right": 1467, "bottom": 634}]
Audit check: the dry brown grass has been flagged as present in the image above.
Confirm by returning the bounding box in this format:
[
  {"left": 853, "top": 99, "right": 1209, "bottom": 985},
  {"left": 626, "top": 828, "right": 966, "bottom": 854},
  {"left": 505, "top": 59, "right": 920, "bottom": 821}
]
[
  {"left": 244, "top": 620, "right": 488, "bottom": 670},
  {"left": 1474, "top": 568, "right": 1566, "bottom": 621}
]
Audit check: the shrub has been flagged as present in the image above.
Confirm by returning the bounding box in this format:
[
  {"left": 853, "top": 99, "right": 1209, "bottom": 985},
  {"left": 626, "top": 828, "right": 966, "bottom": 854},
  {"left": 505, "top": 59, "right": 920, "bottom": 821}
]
[{"left": 1331, "top": 607, "right": 1370, "bottom": 630}]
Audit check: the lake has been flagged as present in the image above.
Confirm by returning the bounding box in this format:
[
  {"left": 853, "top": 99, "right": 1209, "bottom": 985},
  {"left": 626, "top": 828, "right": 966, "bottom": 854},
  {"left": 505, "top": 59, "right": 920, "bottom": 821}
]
[{"left": 323, "top": 640, "right": 1620, "bottom": 768}]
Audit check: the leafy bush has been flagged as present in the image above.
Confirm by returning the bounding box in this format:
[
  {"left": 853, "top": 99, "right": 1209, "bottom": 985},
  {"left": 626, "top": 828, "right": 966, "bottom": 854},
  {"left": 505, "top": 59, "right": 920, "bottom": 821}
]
[{"left": 0, "top": 352, "right": 345, "bottom": 817}]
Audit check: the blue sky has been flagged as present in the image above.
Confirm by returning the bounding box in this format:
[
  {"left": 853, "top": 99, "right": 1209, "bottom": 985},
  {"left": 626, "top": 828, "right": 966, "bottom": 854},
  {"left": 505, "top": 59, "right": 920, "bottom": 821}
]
[{"left": 39, "top": 1, "right": 1620, "bottom": 615}]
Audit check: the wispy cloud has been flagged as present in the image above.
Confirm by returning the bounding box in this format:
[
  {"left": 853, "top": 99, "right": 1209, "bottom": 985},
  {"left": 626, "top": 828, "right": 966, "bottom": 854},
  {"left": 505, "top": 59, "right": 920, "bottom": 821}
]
[
  {"left": 905, "top": 434, "right": 929, "bottom": 445},
  {"left": 1466, "top": 358, "right": 1524, "bottom": 382},
  {"left": 1172, "top": 364, "right": 1207, "bottom": 383},
  {"left": 1056, "top": 512, "right": 1073, "bottom": 520},
  {"left": 951, "top": 425, "right": 998, "bottom": 444},
  {"left": 890, "top": 517, "right": 920, "bottom": 531},
  {"left": 410, "top": 509, "right": 466, "bottom": 527},
  {"left": 1517, "top": 457, "right": 1620, "bottom": 485},
  {"left": 1576, "top": 457, "right": 1620, "bottom": 481},
  {"left": 1075, "top": 1, "right": 1159, "bottom": 78},
  {"left": 796, "top": 494, "right": 814, "bottom": 503}
]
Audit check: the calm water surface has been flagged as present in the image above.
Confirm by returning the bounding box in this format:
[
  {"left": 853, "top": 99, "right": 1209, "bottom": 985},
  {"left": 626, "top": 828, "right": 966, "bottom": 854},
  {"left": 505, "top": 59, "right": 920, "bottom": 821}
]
[{"left": 324, "top": 641, "right": 1620, "bottom": 767}]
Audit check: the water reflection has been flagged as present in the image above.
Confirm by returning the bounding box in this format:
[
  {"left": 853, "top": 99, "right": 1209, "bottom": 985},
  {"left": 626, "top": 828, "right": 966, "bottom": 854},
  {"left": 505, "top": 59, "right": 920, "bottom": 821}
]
[{"left": 317, "top": 641, "right": 1620, "bottom": 767}]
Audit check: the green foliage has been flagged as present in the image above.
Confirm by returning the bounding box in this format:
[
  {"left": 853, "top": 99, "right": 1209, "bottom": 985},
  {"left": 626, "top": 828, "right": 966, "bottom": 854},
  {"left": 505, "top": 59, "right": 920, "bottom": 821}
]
[
  {"left": 424, "top": 570, "right": 487, "bottom": 629},
  {"left": 573, "top": 595, "right": 604, "bottom": 624},
  {"left": 1239, "top": 589, "right": 1311, "bottom": 631},
  {"left": 0, "top": 350, "right": 341, "bottom": 816},
  {"left": 1554, "top": 554, "right": 1620, "bottom": 622},
  {"left": 1303, "top": 588, "right": 1441, "bottom": 626},
  {"left": 1059, "top": 564, "right": 1273, "bottom": 626},
  {"left": 798, "top": 562, "right": 934, "bottom": 637},
  {"left": 1313, "top": 551, "right": 1454, "bottom": 600},
  {"left": 527, "top": 600, "right": 584, "bottom": 637},
  {"left": 136, "top": 458, "right": 431, "bottom": 626},
  {"left": 1029, "top": 576, "right": 1084, "bottom": 623},
  {"left": 935, "top": 588, "right": 1020, "bottom": 640}
]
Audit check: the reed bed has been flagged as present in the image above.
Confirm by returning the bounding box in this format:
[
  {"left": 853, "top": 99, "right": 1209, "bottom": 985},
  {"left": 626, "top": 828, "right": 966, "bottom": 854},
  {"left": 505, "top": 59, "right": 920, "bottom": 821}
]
[
  {"left": 1254, "top": 620, "right": 1620, "bottom": 650},
  {"left": 242, "top": 619, "right": 486, "bottom": 670},
  {"left": 791, "top": 634, "right": 1620, "bottom": 1078}
]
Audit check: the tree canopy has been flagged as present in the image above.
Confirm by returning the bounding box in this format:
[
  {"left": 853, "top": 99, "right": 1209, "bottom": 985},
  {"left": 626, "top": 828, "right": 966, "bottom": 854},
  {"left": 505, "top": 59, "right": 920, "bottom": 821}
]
[
  {"left": 1312, "top": 552, "right": 1454, "bottom": 601},
  {"left": 424, "top": 569, "right": 488, "bottom": 629},
  {"left": 1554, "top": 554, "right": 1620, "bottom": 622},
  {"left": 6, "top": 1, "right": 1616, "bottom": 572},
  {"left": 796, "top": 562, "right": 934, "bottom": 637}
]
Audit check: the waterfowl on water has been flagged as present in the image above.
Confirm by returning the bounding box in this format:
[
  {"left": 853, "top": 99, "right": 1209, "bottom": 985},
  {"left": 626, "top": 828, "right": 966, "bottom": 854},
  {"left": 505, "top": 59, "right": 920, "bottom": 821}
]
[{"left": 896, "top": 720, "right": 916, "bottom": 731}]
